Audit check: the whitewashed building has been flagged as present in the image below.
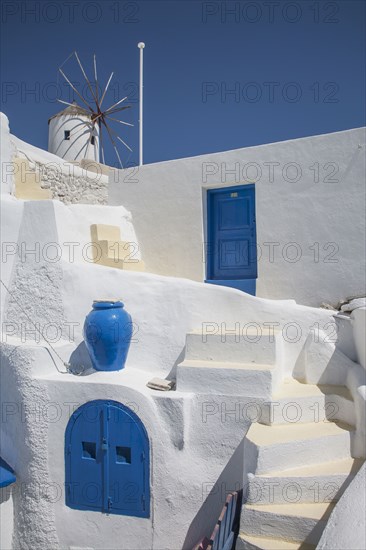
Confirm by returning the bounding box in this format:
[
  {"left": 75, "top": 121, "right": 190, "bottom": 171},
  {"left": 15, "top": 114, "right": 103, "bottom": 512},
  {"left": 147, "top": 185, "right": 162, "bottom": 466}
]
[{"left": 0, "top": 111, "right": 365, "bottom": 550}]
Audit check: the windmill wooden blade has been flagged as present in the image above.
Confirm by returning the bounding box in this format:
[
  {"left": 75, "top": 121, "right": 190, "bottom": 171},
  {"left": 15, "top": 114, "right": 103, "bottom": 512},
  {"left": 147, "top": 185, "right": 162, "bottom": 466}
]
[
  {"left": 56, "top": 98, "right": 80, "bottom": 108},
  {"left": 106, "top": 122, "right": 133, "bottom": 153},
  {"left": 99, "top": 72, "right": 114, "bottom": 108},
  {"left": 102, "top": 119, "right": 123, "bottom": 168},
  {"left": 74, "top": 51, "right": 98, "bottom": 106},
  {"left": 105, "top": 115, "right": 134, "bottom": 127},
  {"left": 105, "top": 105, "right": 131, "bottom": 116},
  {"left": 105, "top": 96, "right": 128, "bottom": 113},
  {"left": 59, "top": 68, "right": 94, "bottom": 113},
  {"left": 99, "top": 121, "right": 106, "bottom": 165},
  {"left": 92, "top": 112, "right": 104, "bottom": 123},
  {"left": 94, "top": 54, "right": 99, "bottom": 103},
  {"left": 116, "top": 135, "right": 133, "bottom": 153}
]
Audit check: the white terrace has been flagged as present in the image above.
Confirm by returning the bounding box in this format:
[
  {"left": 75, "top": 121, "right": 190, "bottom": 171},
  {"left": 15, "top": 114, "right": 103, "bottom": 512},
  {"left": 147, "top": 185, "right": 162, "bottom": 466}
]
[{"left": 0, "top": 113, "right": 365, "bottom": 550}]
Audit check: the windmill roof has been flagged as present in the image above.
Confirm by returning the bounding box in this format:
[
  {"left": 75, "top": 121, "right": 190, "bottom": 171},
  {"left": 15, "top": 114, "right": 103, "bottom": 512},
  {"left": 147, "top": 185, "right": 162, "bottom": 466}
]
[{"left": 48, "top": 101, "right": 92, "bottom": 123}]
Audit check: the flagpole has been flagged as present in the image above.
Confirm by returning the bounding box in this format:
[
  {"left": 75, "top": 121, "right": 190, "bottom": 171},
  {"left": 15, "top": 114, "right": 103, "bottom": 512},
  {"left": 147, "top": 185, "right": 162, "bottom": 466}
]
[{"left": 138, "top": 42, "right": 145, "bottom": 167}]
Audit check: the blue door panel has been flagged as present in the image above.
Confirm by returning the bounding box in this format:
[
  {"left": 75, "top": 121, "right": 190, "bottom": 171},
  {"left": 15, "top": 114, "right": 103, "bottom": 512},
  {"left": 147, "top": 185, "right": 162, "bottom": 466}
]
[
  {"left": 67, "top": 402, "right": 104, "bottom": 511},
  {"left": 219, "top": 238, "right": 249, "bottom": 269},
  {"left": 219, "top": 197, "right": 250, "bottom": 230},
  {"left": 207, "top": 185, "right": 257, "bottom": 288},
  {"left": 65, "top": 400, "right": 150, "bottom": 517},
  {"left": 107, "top": 404, "right": 147, "bottom": 514}
]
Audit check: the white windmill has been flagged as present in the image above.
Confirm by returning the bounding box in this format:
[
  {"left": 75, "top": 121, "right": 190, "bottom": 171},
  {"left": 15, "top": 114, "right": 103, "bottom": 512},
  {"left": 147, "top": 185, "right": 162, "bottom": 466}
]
[{"left": 48, "top": 52, "right": 133, "bottom": 168}]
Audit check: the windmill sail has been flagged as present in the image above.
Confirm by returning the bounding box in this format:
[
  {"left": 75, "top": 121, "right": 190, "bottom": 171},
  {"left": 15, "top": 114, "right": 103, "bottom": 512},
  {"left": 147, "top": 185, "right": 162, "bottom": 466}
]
[{"left": 55, "top": 51, "right": 133, "bottom": 168}]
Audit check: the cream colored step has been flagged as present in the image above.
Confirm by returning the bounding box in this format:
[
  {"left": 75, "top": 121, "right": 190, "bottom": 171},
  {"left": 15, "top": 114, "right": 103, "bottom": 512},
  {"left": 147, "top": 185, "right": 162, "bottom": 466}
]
[
  {"left": 176, "top": 359, "right": 280, "bottom": 398},
  {"left": 260, "top": 379, "right": 355, "bottom": 426},
  {"left": 264, "top": 457, "right": 363, "bottom": 477},
  {"left": 246, "top": 458, "right": 363, "bottom": 505},
  {"left": 98, "top": 239, "right": 137, "bottom": 261},
  {"left": 236, "top": 533, "right": 315, "bottom": 550},
  {"left": 89, "top": 224, "right": 145, "bottom": 272},
  {"left": 275, "top": 380, "right": 352, "bottom": 400},
  {"left": 240, "top": 502, "right": 334, "bottom": 545},
  {"left": 246, "top": 421, "right": 354, "bottom": 474},
  {"left": 14, "top": 158, "right": 52, "bottom": 200},
  {"left": 185, "top": 328, "right": 282, "bottom": 366}
]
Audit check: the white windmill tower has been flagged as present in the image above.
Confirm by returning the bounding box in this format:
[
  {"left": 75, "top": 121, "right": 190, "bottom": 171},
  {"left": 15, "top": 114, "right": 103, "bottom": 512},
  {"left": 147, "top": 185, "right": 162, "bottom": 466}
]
[
  {"left": 48, "top": 52, "right": 133, "bottom": 167},
  {"left": 48, "top": 101, "right": 100, "bottom": 162}
]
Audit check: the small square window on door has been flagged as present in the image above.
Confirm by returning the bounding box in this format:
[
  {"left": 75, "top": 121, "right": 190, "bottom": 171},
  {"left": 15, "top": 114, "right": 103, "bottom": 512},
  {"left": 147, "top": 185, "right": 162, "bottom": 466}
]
[
  {"left": 116, "top": 446, "right": 131, "bottom": 463},
  {"left": 82, "top": 442, "right": 96, "bottom": 460}
]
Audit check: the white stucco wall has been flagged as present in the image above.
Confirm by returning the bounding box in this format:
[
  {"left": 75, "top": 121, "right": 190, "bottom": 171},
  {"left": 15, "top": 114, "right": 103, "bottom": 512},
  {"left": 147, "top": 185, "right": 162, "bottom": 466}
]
[
  {"left": 53, "top": 200, "right": 141, "bottom": 263},
  {"left": 1, "top": 198, "right": 140, "bottom": 341},
  {"left": 1, "top": 195, "right": 336, "bottom": 377},
  {"left": 0, "top": 195, "right": 342, "bottom": 549},
  {"left": 351, "top": 307, "right": 366, "bottom": 370},
  {"left": 0, "top": 196, "right": 341, "bottom": 548},
  {"left": 0, "top": 487, "right": 14, "bottom": 550},
  {"left": 317, "top": 462, "right": 366, "bottom": 550},
  {"left": 109, "top": 128, "right": 366, "bottom": 307},
  {"left": 1, "top": 339, "right": 255, "bottom": 550},
  {"left": 0, "top": 195, "right": 24, "bottom": 328},
  {"left": 0, "top": 259, "right": 338, "bottom": 550},
  {"left": 1, "top": 120, "right": 364, "bottom": 548},
  {"left": 2, "top": 243, "right": 360, "bottom": 549}
]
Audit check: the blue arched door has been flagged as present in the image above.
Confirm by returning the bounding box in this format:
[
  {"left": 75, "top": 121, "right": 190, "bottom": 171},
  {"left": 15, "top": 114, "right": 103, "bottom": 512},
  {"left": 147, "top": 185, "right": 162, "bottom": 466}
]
[{"left": 65, "top": 400, "right": 150, "bottom": 517}]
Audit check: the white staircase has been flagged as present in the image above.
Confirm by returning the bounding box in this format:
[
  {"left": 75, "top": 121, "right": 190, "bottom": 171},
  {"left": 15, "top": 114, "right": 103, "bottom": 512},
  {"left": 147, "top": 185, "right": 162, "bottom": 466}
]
[
  {"left": 176, "top": 328, "right": 283, "bottom": 398},
  {"left": 236, "top": 379, "right": 363, "bottom": 549},
  {"left": 177, "top": 329, "right": 364, "bottom": 549}
]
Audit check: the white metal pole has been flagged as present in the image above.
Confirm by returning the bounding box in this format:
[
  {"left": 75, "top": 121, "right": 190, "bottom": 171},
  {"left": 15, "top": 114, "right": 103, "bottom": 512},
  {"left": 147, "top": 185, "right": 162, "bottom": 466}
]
[{"left": 138, "top": 42, "right": 145, "bottom": 166}]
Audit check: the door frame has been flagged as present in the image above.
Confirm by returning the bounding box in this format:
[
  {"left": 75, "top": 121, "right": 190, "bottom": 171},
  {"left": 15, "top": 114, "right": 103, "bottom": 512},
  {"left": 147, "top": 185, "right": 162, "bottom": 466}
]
[
  {"left": 65, "top": 399, "right": 150, "bottom": 517},
  {"left": 205, "top": 184, "right": 257, "bottom": 294}
]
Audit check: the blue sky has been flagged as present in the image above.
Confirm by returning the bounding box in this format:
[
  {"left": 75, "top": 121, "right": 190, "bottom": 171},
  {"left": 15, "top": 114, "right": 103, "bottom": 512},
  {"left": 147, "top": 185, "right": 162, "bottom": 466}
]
[{"left": 1, "top": 0, "right": 365, "bottom": 167}]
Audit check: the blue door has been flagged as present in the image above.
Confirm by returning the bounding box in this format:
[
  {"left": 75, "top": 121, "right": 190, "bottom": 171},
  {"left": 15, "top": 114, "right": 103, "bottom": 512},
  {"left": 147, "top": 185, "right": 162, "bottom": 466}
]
[
  {"left": 206, "top": 185, "right": 257, "bottom": 294},
  {"left": 65, "top": 400, "right": 150, "bottom": 517}
]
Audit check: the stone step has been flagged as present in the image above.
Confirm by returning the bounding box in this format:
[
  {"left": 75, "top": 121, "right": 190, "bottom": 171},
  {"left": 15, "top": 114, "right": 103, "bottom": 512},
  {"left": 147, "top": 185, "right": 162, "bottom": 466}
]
[
  {"left": 175, "top": 360, "right": 280, "bottom": 398},
  {"left": 240, "top": 502, "right": 334, "bottom": 545},
  {"left": 245, "top": 458, "right": 363, "bottom": 505},
  {"left": 259, "top": 379, "right": 355, "bottom": 426},
  {"left": 185, "top": 328, "right": 282, "bottom": 366},
  {"left": 246, "top": 421, "right": 354, "bottom": 474},
  {"left": 236, "top": 533, "right": 315, "bottom": 550}
]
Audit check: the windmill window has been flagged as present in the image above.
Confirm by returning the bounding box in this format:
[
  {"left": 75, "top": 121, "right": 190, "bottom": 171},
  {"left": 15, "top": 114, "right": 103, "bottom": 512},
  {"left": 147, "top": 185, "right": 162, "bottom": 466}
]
[
  {"left": 64, "top": 130, "right": 71, "bottom": 141},
  {"left": 91, "top": 136, "right": 96, "bottom": 145}
]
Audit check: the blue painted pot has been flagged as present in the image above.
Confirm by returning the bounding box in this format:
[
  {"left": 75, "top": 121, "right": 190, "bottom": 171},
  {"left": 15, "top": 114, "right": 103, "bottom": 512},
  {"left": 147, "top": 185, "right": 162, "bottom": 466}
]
[{"left": 83, "top": 300, "right": 132, "bottom": 372}]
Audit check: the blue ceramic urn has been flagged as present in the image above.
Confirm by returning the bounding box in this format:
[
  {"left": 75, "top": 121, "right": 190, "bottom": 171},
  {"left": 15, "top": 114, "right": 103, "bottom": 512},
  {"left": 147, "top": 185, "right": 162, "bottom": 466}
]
[{"left": 83, "top": 300, "right": 132, "bottom": 372}]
